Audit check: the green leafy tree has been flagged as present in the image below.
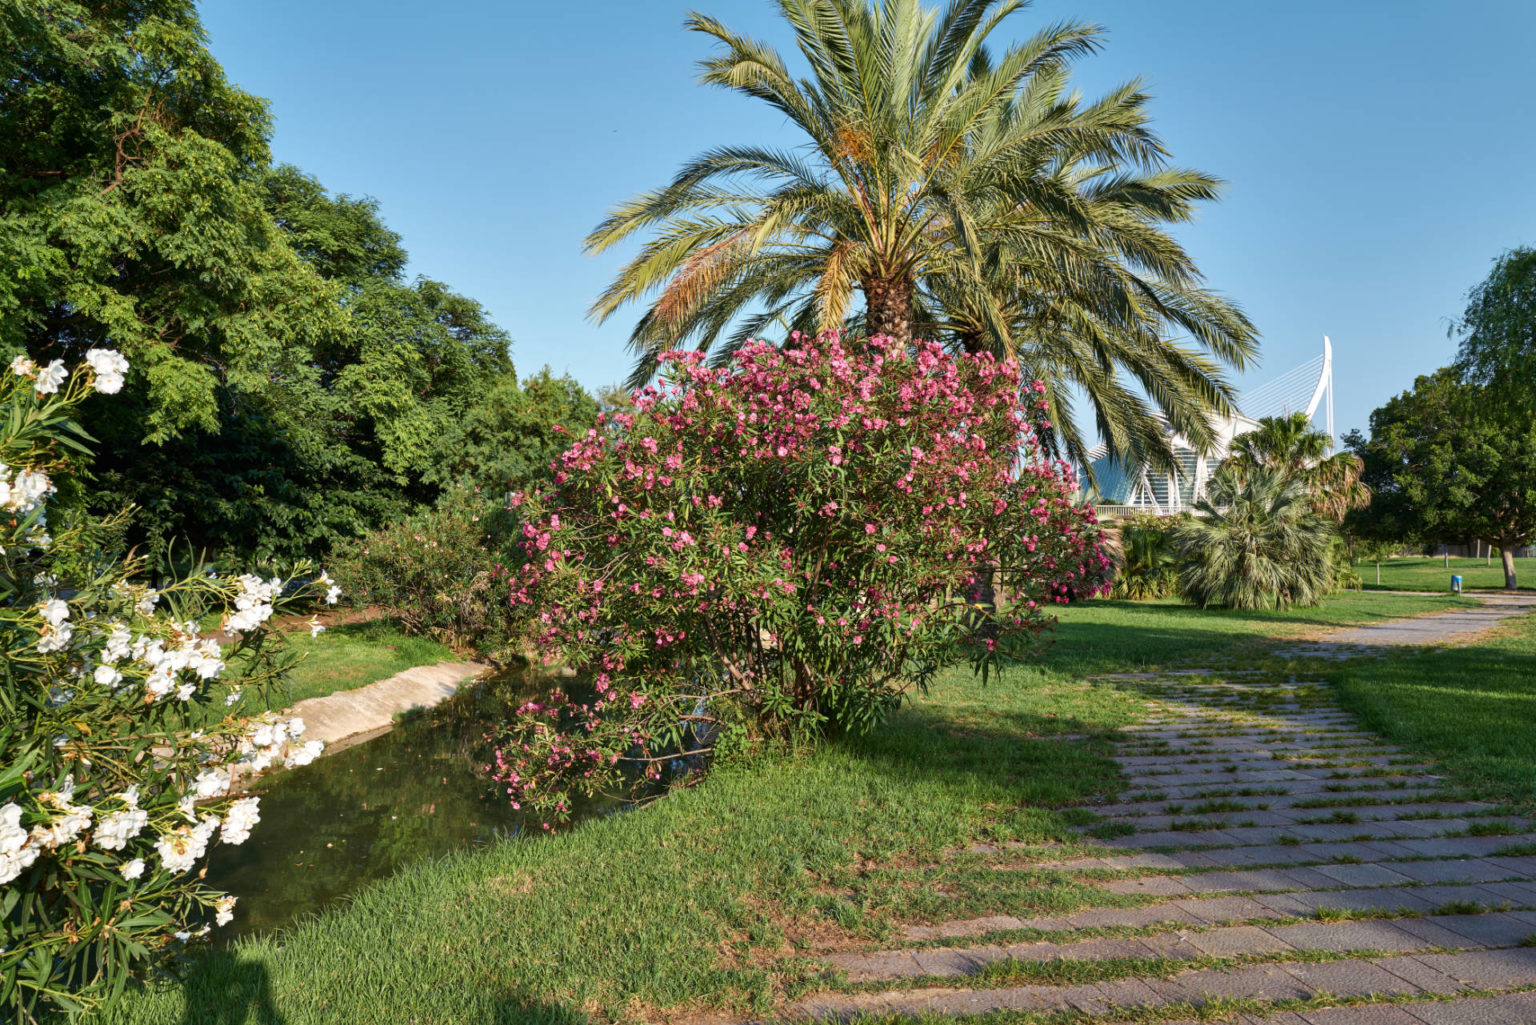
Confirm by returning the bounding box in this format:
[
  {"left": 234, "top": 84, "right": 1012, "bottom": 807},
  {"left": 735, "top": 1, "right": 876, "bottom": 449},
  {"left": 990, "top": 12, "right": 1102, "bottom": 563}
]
[
  {"left": 1353, "top": 370, "right": 1536, "bottom": 589},
  {"left": 0, "top": 0, "right": 341, "bottom": 441},
  {"left": 1455, "top": 246, "right": 1536, "bottom": 406},
  {"left": 586, "top": 0, "right": 1257, "bottom": 473},
  {"left": 1109, "top": 515, "right": 1179, "bottom": 600},
  {"left": 1172, "top": 464, "right": 1336, "bottom": 610},
  {"left": 425, "top": 368, "right": 601, "bottom": 499}
]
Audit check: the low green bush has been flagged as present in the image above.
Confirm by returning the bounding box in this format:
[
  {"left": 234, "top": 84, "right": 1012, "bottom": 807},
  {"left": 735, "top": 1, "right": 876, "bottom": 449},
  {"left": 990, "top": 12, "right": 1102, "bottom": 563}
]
[
  {"left": 1109, "top": 514, "right": 1181, "bottom": 600},
  {"left": 330, "top": 495, "right": 521, "bottom": 654}
]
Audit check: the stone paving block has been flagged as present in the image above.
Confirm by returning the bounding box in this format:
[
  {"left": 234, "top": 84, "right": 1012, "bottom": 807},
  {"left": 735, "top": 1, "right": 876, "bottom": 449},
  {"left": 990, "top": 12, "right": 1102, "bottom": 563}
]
[
  {"left": 1189, "top": 868, "right": 1329, "bottom": 893},
  {"left": 1296, "top": 887, "right": 1437, "bottom": 914},
  {"left": 1308, "top": 863, "right": 1418, "bottom": 889},
  {"left": 1102, "top": 875, "right": 1196, "bottom": 897},
  {"left": 1403, "top": 991, "right": 1536, "bottom": 1024},
  {"left": 1389, "top": 859, "right": 1512, "bottom": 885},
  {"left": 902, "top": 914, "right": 1025, "bottom": 940},
  {"left": 1297, "top": 1005, "right": 1426, "bottom": 1024},
  {"left": 1066, "top": 977, "right": 1165, "bottom": 1016},
  {"left": 1414, "top": 946, "right": 1536, "bottom": 987},
  {"left": 1063, "top": 903, "right": 1205, "bottom": 930},
  {"left": 1280, "top": 959, "right": 1427, "bottom": 997},
  {"left": 1184, "top": 924, "right": 1296, "bottom": 957},
  {"left": 910, "top": 945, "right": 1008, "bottom": 976},
  {"left": 1150, "top": 962, "right": 1316, "bottom": 1003},
  {"left": 1266, "top": 919, "right": 1439, "bottom": 954},
  {"left": 1406, "top": 882, "right": 1521, "bottom": 908},
  {"left": 1369, "top": 954, "right": 1468, "bottom": 995},
  {"left": 1483, "top": 856, "right": 1536, "bottom": 877},
  {"left": 1395, "top": 835, "right": 1536, "bottom": 859},
  {"left": 1172, "top": 895, "right": 1280, "bottom": 923},
  {"left": 826, "top": 948, "right": 924, "bottom": 980},
  {"left": 1419, "top": 912, "right": 1536, "bottom": 947},
  {"left": 1388, "top": 914, "right": 1502, "bottom": 949}
]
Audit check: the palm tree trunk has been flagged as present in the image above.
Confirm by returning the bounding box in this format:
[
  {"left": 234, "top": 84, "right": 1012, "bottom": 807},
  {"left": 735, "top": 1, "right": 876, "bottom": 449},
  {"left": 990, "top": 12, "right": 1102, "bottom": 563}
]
[{"left": 861, "top": 275, "right": 914, "bottom": 344}]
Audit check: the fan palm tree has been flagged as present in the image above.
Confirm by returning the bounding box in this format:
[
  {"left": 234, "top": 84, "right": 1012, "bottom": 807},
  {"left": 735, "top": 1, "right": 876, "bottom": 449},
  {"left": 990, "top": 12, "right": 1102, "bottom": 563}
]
[
  {"left": 1173, "top": 464, "right": 1336, "bottom": 610},
  {"left": 1226, "top": 413, "right": 1371, "bottom": 522},
  {"left": 586, "top": 0, "right": 1258, "bottom": 473}
]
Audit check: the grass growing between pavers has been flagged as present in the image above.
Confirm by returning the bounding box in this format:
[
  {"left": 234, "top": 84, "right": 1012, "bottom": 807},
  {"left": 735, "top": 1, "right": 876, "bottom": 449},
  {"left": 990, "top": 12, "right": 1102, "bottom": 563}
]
[
  {"left": 100, "top": 591, "right": 1475, "bottom": 1024},
  {"left": 1357, "top": 555, "right": 1536, "bottom": 593},
  {"left": 1327, "top": 610, "right": 1536, "bottom": 812}
]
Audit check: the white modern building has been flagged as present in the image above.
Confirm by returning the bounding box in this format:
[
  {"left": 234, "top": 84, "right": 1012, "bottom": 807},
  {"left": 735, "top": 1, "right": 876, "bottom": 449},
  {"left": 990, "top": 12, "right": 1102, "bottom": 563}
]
[{"left": 1082, "top": 337, "right": 1336, "bottom": 516}]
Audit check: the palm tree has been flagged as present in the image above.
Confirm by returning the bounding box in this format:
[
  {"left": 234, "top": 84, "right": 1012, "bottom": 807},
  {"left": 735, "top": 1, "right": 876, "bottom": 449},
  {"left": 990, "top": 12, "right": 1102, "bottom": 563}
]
[
  {"left": 1226, "top": 413, "right": 1371, "bottom": 521},
  {"left": 1112, "top": 517, "right": 1179, "bottom": 600},
  {"left": 586, "top": 0, "right": 1258, "bottom": 471},
  {"left": 1173, "top": 464, "right": 1335, "bottom": 610}
]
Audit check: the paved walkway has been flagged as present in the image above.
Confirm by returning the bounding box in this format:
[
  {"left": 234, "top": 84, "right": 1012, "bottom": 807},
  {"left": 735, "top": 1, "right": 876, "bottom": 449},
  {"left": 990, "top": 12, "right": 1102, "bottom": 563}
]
[{"left": 785, "top": 599, "right": 1536, "bottom": 1023}]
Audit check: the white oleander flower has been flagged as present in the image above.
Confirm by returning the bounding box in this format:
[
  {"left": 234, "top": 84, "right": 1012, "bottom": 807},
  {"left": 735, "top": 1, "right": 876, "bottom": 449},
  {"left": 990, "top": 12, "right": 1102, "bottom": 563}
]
[
  {"left": 37, "top": 621, "right": 73, "bottom": 653},
  {"left": 85, "top": 348, "right": 129, "bottom": 394},
  {"left": 95, "top": 807, "right": 148, "bottom": 851},
  {"left": 38, "top": 598, "right": 69, "bottom": 626},
  {"left": 214, "top": 895, "right": 237, "bottom": 927},
  {"left": 93, "top": 664, "right": 123, "bottom": 688},
  {"left": 9, "top": 355, "right": 35, "bottom": 376},
  {"left": 34, "top": 360, "right": 67, "bottom": 395},
  {"left": 192, "top": 769, "right": 230, "bottom": 799},
  {"left": 220, "top": 797, "right": 260, "bottom": 845},
  {"left": 120, "top": 858, "right": 146, "bottom": 881}
]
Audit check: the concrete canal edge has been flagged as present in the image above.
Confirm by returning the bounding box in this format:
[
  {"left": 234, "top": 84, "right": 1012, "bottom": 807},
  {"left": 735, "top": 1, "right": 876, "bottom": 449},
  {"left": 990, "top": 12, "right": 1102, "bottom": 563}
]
[{"left": 287, "top": 659, "right": 492, "bottom": 755}]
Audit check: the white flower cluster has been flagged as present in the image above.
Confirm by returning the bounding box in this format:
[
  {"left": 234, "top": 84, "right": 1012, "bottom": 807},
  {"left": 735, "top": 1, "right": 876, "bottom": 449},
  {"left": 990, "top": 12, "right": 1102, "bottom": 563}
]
[
  {"left": 134, "top": 632, "right": 226, "bottom": 702},
  {"left": 95, "top": 787, "right": 148, "bottom": 851},
  {"left": 0, "top": 804, "right": 40, "bottom": 886},
  {"left": 10, "top": 348, "right": 127, "bottom": 396},
  {"left": 85, "top": 347, "right": 129, "bottom": 394},
  {"left": 0, "top": 462, "right": 54, "bottom": 518},
  {"left": 227, "top": 574, "right": 282, "bottom": 634},
  {"left": 236, "top": 716, "right": 324, "bottom": 773},
  {"left": 36, "top": 595, "right": 72, "bottom": 653}
]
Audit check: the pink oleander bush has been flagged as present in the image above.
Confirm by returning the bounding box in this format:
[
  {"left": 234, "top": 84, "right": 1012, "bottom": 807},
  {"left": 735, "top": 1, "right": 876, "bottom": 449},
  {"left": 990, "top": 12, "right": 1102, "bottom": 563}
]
[{"left": 491, "top": 335, "right": 1111, "bottom": 827}]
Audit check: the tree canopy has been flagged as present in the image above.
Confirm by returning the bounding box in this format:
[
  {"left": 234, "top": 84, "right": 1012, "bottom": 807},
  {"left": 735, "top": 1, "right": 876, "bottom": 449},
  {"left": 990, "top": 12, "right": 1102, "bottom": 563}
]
[
  {"left": 1455, "top": 246, "right": 1536, "bottom": 406},
  {"left": 586, "top": 0, "right": 1257, "bottom": 475},
  {"left": 2, "top": 2, "right": 598, "bottom": 562},
  {"left": 1351, "top": 369, "right": 1536, "bottom": 588}
]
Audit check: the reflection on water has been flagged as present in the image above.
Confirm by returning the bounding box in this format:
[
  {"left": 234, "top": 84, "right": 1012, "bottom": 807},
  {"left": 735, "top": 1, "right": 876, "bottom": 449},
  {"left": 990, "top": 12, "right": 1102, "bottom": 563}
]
[{"left": 205, "top": 665, "right": 569, "bottom": 941}]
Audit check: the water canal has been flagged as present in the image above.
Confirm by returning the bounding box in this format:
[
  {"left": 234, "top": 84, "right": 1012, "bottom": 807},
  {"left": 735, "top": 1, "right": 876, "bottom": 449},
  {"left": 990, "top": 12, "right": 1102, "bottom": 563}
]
[{"left": 204, "top": 666, "right": 602, "bottom": 941}]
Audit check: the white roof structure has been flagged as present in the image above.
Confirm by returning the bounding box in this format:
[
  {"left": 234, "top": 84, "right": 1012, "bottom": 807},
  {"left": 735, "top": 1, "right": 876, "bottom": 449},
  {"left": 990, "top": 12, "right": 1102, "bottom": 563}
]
[{"left": 1083, "top": 336, "right": 1335, "bottom": 516}]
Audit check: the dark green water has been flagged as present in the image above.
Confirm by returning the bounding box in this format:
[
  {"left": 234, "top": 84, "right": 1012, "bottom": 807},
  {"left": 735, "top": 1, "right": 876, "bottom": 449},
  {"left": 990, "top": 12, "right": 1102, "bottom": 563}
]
[{"left": 204, "top": 666, "right": 571, "bottom": 941}]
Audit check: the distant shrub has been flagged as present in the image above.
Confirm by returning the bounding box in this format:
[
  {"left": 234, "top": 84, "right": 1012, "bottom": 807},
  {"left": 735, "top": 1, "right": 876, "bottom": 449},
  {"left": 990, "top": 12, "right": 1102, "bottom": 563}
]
[
  {"left": 331, "top": 495, "right": 520, "bottom": 653},
  {"left": 1173, "top": 465, "right": 1336, "bottom": 609},
  {"left": 1110, "top": 515, "right": 1181, "bottom": 600}
]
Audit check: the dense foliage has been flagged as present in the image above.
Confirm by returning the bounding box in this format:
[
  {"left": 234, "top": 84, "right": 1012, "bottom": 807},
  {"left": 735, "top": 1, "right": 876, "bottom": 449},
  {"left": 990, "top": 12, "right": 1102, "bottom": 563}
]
[
  {"left": 0, "top": 354, "right": 331, "bottom": 1019},
  {"left": 2, "top": 3, "right": 595, "bottom": 563},
  {"left": 1455, "top": 246, "right": 1536, "bottom": 405},
  {"left": 331, "top": 498, "right": 522, "bottom": 653},
  {"left": 1173, "top": 464, "right": 1336, "bottom": 610},
  {"left": 1109, "top": 515, "right": 1180, "bottom": 600},
  {"left": 586, "top": 0, "right": 1257, "bottom": 479},
  {"left": 1349, "top": 370, "right": 1536, "bottom": 589},
  {"left": 490, "top": 335, "right": 1111, "bottom": 826}
]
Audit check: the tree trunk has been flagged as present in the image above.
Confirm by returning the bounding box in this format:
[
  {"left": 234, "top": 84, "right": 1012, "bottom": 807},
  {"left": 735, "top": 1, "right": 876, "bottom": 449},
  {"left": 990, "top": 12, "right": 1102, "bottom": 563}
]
[
  {"left": 861, "top": 275, "right": 914, "bottom": 345},
  {"left": 1500, "top": 544, "right": 1518, "bottom": 590}
]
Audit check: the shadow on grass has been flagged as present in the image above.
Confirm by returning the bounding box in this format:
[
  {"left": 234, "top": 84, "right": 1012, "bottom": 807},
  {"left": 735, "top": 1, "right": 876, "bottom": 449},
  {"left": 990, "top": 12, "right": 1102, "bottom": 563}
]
[
  {"left": 175, "top": 953, "right": 282, "bottom": 1025},
  {"left": 168, "top": 953, "right": 597, "bottom": 1025}
]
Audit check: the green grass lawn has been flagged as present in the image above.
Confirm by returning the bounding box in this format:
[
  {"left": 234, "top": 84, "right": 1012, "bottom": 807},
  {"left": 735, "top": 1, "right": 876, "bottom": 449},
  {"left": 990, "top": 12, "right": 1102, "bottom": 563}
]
[
  {"left": 1046, "top": 590, "right": 1475, "bottom": 674},
  {"left": 1328, "top": 609, "right": 1536, "bottom": 811},
  {"left": 197, "top": 617, "right": 458, "bottom": 724},
  {"left": 101, "top": 590, "right": 1478, "bottom": 1025},
  {"left": 1358, "top": 555, "right": 1534, "bottom": 592}
]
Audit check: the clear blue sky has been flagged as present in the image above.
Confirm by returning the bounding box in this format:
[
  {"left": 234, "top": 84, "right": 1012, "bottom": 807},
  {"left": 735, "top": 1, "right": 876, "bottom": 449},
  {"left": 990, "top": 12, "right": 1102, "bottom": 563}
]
[{"left": 202, "top": 0, "right": 1536, "bottom": 441}]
